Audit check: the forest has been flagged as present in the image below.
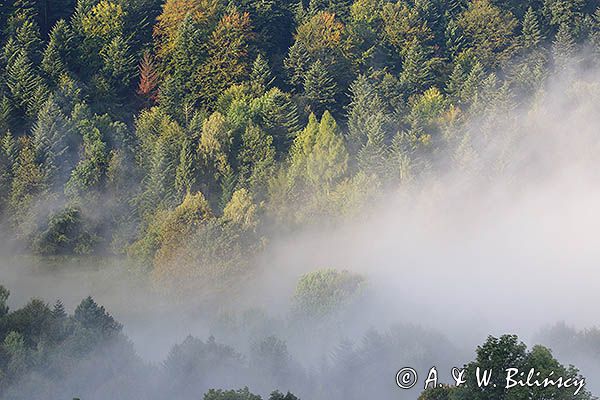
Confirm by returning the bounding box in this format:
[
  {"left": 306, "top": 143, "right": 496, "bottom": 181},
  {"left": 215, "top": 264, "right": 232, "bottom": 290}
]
[{"left": 1, "top": 0, "right": 600, "bottom": 397}]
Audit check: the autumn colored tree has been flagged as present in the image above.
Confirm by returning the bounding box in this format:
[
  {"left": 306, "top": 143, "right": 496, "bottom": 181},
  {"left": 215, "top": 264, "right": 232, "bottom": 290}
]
[{"left": 137, "top": 51, "right": 159, "bottom": 103}]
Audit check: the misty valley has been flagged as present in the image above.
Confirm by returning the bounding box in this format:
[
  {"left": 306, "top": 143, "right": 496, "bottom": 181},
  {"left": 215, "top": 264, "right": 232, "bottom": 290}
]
[{"left": 1, "top": 0, "right": 600, "bottom": 398}]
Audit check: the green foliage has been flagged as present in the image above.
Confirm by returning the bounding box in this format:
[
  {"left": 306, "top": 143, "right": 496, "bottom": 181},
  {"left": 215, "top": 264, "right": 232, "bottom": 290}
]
[
  {"left": 5, "top": 49, "right": 48, "bottom": 119},
  {"left": 427, "top": 334, "right": 595, "bottom": 400},
  {"left": 196, "top": 9, "right": 254, "bottom": 107},
  {"left": 237, "top": 123, "right": 275, "bottom": 197},
  {"left": 251, "top": 54, "right": 274, "bottom": 92},
  {"left": 73, "top": 296, "right": 122, "bottom": 337},
  {"left": 522, "top": 7, "right": 543, "bottom": 48},
  {"left": 0, "top": 286, "right": 8, "bottom": 317},
  {"left": 293, "top": 268, "right": 365, "bottom": 318},
  {"left": 31, "top": 206, "right": 98, "bottom": 255},
  {"left": 204, "top": 387, "right": 262, "bottom": 400},
  {"left": 456, "top": 0, "right": 518, "bottom": 68},
  {"left": 303, "top": 60, "right": 337, "bottom": 116},
  {"left": 288, "top": 111, "right": 348, "bottom": 191}
]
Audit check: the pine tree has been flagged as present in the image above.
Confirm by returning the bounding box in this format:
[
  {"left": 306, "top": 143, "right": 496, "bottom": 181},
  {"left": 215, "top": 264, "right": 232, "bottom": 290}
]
[
  {"left": 288, "top": 112, "right": 319, "bottom": 184},
  {"left": 521, "top": 7, "right": 542, "bottom": 49},
  {"left": 303, "top": 60, "right": 337, "bottom": 117},
  {"left": 0, "top": 140, "right": 13, "bottom": 214},
  {"left": 197, "top": 9, "right": 254, "bottom": 106},
  {"left": 5, "top": 50, "right": 48, "bottom": 118},
  {"left": 399, "top": 39, "right": 435, "bottom": 95},
  {"left": 250, "top": 54, "right": 274, "bottom": 92},
  {"left": 444, "top": 17, "right": 466, "bottom": 58},
  {"left": 137, "top": 51, "right": 159, "bottom": 104},
  {"left": 446, "top": 61, "right": 467, "bottom": 101},
  {"left": 285, "top": 40, "right": 312, "bottom": 88},
  {"left": 0, "top": 95, "right": 12, "bottom": 132},
  {"left": 74, "top": 296, "right": 122, "bottom": 336},
  {"left": 347, "top": 75, "right": 388, "bottom": 175},
  {"left": 237, "top": 123, "right": 275, "bottom": 196},
  {"left": 552, "top": 23, "right": 577, "bottom": 71},
  {"left": 99, "top": 36, "right": 136, "bottom": 105},
  {"left": 460, "top": 61, "right": 485, "bottom": 105},
  {"left": 41, "top": 36, "right": 67, "bottom": 83},
  {"left": 2, "top": 132, "right": 18, "bottom": 169},
  {"left": 41, "top": 21, "right": 72, "bottom": 84},
  {"left": 143, "top": 132, "right": 180, "bottom": 214},
  {"left": 14, "top": 17, "right": 43, "bottom": 61},
  {"left": 175, "top": 136, "right": 196, "bottom": 196},
  {"left": 306, "top": 111, "right": 348, "bottom": 188},
  {"left": 51, "top": 300, "right": 67, "bottom": 319},
  {"left": 31, "top": 96, "right": 76, "bottom": 188},
  {"left": 9, "top": 137, "right": 46, "bottom": 230}
]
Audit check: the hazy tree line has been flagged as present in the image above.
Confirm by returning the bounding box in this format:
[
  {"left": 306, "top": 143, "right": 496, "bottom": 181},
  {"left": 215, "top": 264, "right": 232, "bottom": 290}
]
[
  {"left": 0, "top": 284, "right": 595, "bottom": 400},
  {"left": 0, "top": 0, "right": 599, "bottom": 294}
]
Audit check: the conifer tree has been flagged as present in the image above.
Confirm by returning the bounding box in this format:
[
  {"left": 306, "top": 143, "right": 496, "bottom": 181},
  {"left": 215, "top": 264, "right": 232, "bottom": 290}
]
[
  {"left": 347, "top": 75, "right": 388, "bottom": 175},
  {"left": 137, "top": 51, "right": 159, "bottom": 104},
  {"left": 65, "top": 126, "right": 109, "bottom": 200},
  {"left": 306, "top": 111, "right": 348, "bottom": 188},
  {"left": 42, "top": 26, "right": 69, "bottom": 83},
  {"left": 552, "top": 23, "right": 577, "bottom": 71},
  {"left": 9, "top": 137, "right": 46, "bottom": 232},
  {"left": 197, "top": 9, "right": 254, "bottom": 106},
  {"left": 32, "top": 96, "right": 76, "bottom": 188},
  {"left": 14, "top": 17, "right": 43, "bottom": 61},
  {"left": 238, "top": 123, "right": 275, "bottom": 196},
  {"left": 521, "top": 7, "right": 542, "bottom": 49},
  {"left": 0, "top": 95, "right": 12, "bottom": 133},
  {"left": 250, "top": 54, "right": 274, "bottom": 93},
  {"left": 460, "top": 61, "right": 485, "bottom": 105},
  {"left": 175, "top": 136, "right": 196, "bottom": 196},
  {"left": 5, "top": 50, "right": 48, "bottom": 119},
  {"left": 303, "top": 60, "right": 337, "bottom": 116},
  {"left": 399, "top": 39, "right": 435, "bottom": 96},
  {"left": 446, "top": 61, "right": 467, "bottom": 101}
]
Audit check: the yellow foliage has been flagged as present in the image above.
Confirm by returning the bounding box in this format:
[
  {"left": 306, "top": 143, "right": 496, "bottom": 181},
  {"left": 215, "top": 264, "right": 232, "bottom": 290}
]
[
  {"left": 222, "top": 188, "right": 257, "bottom": 229},
  {"left": 81, "top": 0, "right": 125, "bottom": 39},
  {"left": 381, "top": 1, "right": 432, "bottom": 53},
  {"left": 152, "top": 191, "right": 213, "bottom": 269},
  {"left": 295, "top": 12, "right": 344, "bottom": 54},
  {"left": 153, "top": 0, "right": 222, "bottom": 57},
  {"left": 198, "top": 112, "right": 232, "bottom": 177}
]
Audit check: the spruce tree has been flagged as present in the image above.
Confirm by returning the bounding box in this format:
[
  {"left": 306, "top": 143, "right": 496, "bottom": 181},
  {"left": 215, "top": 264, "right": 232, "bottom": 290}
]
[
  {"left": 250, "top": 54, "right": 274, "bottom": 92},
  {"left": 0, "top": 95, "right": 12, "bottom": 132},
  {"left": 306, "top": 111, "right": 348, "bottom": 188},
  {"left": 9, "top": 137, "right": 46, "bottom": 231},
  {"left": 399, "top": 39, "right": 435, "bottom": 95},
  {"left": 5, "top": 50, "right": 48, "bottom": 119},
  {"left": 137, "top": 51, "right": 159, "bottom": 104},
  {"left": 175, "top": 136, "right": 196, "bottom": 197},
  {"left": 521, "top": 7, "right": 542, "bottom": 49},
  {"left": 303, "top": 60, "right": 337, "bottom": 117},
  {"left": 31, "top": 96, "right": 76, "bottom": 188},
  {"left": 347, "top": 75, "right": 388, "bottom": 176},
  {"left": 237, "top": 123, "right": 275, "bottom": 196},
  {"left": 552, "top": 23, "right": 577, "bottom": 71}
]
